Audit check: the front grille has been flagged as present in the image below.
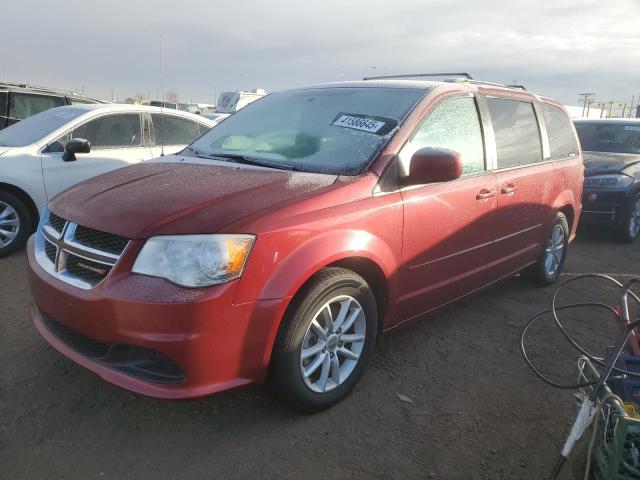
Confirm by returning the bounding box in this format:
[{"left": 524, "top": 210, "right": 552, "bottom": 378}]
[
  {"left": 44, "top": 240, "right": 57, "bottom": 263},
  {"left": 64, "top": 254, "right": 112, "bottom": 283},
  {"left": 48, "top": 212, "right": 65, "bottom": 234},
  {"left": 40, "top": 311, "right": 186, "bottom": 384},
  {"left": 34, "top": 210, "right": 130, "bottom": 289},
  {"left": 73, "top": 225, "right": 129, "bottom": 255}
]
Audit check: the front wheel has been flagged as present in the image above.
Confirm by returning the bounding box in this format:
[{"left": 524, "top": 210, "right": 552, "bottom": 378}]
[
  {"left": 0, "top": 191, "right": 33, "bottom": 258},
  {"left": 524, "top": 212, "right": 569, "bottom": 286},
  {"left": 615, "top": 192, "right": 640, "bottom": 243},
  {"left": 269, "top": 268, "right": 378, "bottom": 412}
]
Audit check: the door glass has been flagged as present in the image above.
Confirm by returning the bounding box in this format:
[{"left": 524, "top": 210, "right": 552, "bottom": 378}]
[
  {"left": 399, "top": 97, "right": 485, "bottom": 176},
  {"left": 72, "top": 113, "right": 142, "bottom": 149},
  {"left": 0, "top": 92, "right": 7, "bottom": 118},
  {"left": 540, "top": 104, "right": 579, "bottom": 159},
  {"left": 151, "top": 114, "right": 201, "bottom": 145},
  {"left": 487, "top": 98, "right": 542, "bottom": 168},
  {"left": 9, "top": 93, "right": 65, "bottom": 120}
]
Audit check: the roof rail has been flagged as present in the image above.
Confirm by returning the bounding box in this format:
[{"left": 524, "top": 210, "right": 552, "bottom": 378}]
[
  {"left": 360, "top": 74, "right": 529, "bottom": 92},
  {"left": 362, "top": 72, "right": 473, "bottom": 81},
  {"left": 466, "top": 80, "right": 528, "bottom": 92},
  {"left": 0, "top": 81, "right": 85, "bottom": 97}
]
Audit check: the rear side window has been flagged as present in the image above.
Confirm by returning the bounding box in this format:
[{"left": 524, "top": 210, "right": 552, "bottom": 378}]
[
  {"left": 487, "top": 98, "right": 542, "bottom": 168},
  {"left": 152, "top": 114, "right": 201, "bottom": 145},
  {"left": 399, "top": 96, "right": 485, "bottom": 176},
  {"left": 9, "top": 93, "right": 65, "bottom": 120},
  {"left": 541, "top": 104, "right": 579, "bottom": 158},
  {"left": 72, "top": 113, "right": 142, "bottom": 149},
  {"left": 0, "top": 92, "right": 7, "bottom": 118}
]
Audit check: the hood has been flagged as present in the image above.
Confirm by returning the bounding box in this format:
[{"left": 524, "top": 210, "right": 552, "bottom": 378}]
[
  {"left": 49, "top": 156, "right": 337, "bottom": 239},
  {"left": 584, "top": 151, "right": 640, "bottom": 176}
]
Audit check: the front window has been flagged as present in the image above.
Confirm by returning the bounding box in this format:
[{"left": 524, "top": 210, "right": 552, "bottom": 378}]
[
  {"left": 71, "top": 113, "right": 142, "bottom": 149},
  {"left": 575, "top": 123, "right": 640, "bottom": 154},
  {"left": 188, "top": 87, "right": 426, "bottom": 175},
  {"left": 0, "top": 106, "right": 86, "bottom": 147}
]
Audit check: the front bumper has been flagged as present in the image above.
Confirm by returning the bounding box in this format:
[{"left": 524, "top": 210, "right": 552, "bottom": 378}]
[
  {"left": 27, "top": 235, "right": 283, "bottom": 399},
  {"left": 581, "top": 188, "right": 632, "bottom": 223}
]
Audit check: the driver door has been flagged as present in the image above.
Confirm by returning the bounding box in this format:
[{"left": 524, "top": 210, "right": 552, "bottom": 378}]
[
  {"left": 397, "top": 95, "right": 497, "bottom": 322},
  {"left": 41, "top": 112, "right": 151, "bottom": 199}
]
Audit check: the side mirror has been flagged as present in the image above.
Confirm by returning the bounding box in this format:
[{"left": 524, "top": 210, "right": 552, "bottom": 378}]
[
  {"left": 402, "top": 147, "right": 462, "bottom": 186},
  {"left": 62, "top": 138, "right": 91, "bottom": 162}
]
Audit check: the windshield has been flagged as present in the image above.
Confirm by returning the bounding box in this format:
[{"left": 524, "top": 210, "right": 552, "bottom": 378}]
[
  {"left": 188, "top": 87, "right": 426, "bottom": 174},
  {"left": 575, "top": 122, "right": 640, "bottom": 154},
  {"left": 0, "top": 106, "right": 86, "bottom": 147}
]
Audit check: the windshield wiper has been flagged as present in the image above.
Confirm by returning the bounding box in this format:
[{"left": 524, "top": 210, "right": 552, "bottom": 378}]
[{"left": 206, "top": 153, "right": 294, "bottom": 171}]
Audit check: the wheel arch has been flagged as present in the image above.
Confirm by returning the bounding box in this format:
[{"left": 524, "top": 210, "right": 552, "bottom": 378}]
[{"left": 254, "top": 231, "right": 397, "bottom": 370}]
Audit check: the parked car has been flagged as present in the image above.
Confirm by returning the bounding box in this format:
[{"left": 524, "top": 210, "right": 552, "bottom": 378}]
[
  {"left": 201, "top": 112, "right": 230, "bottom": 123},
  {"left": 0, "top": 104, "right": 214, "bottom": 256},
  {"left": 0, "top": 82, "right": 101, "bottom": 130},
  {"left": 27, "top": 78, "right": 583, "bottom": 411},
  {"left": 574, "top": 118, "right": 640, "bottom": 242},
  {"left": 216, "top": 89, "right": 267, "bottom": 113}
]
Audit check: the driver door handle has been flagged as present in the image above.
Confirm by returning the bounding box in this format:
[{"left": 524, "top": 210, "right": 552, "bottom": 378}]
[{"left": 476, "top": 189, "right": 496, "bottom": 200}]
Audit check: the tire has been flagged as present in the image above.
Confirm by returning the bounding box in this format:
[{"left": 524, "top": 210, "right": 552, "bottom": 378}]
[
  {"left": 524, "top": 212, "right": 569, "bottom": 286},
  {"left": 269, "top": 267, "right": 378, "bottom": 412},
  {"left": 0, "top": 191, "right": 33, "bottom": 258},
  {"left": 614, "top": 192, "right": 640, "bottom": 243}
]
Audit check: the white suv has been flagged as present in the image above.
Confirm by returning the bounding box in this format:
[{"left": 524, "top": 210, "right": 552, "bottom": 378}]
[{"left": 0, "top": 104, "right": 215, "bottom": 256}]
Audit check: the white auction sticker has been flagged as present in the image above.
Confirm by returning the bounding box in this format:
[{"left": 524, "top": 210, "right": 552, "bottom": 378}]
[
  {"left": 624, "top": 125, "right": 640, "bottom": 132},
  {"left": 333, "top": 115, "right": 386, "bottom": 133}
]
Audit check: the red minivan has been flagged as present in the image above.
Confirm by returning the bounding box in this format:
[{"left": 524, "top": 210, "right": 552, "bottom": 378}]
[{"left": 27, "top": 77, "right": 583, "bottom": 411}]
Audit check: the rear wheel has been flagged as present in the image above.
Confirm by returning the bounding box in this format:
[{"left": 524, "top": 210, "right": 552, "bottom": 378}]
[
  {"left": 524, "top": 212, "right": 569, "bottom": 286},
  {"left": 615, "top": 192, "right": 640, "bottom": 243},
  {"left": 0, "top": 191, "right": 32, "bottom": 258},
  {"left": 269, "top": 268, "right": 378, "bottom": 412}
]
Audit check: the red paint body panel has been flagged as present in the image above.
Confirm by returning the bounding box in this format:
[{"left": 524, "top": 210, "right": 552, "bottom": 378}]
[{"left": 27, "top": 81, "right": 584, "bottom": 399}]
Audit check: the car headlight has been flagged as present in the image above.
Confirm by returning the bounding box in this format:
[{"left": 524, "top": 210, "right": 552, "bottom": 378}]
[
  {"left": 584, "top": 174, "right": 634, "bottom": 189},
  {"left": 132, "top": 234, "right": 255, "bottom": 287}
]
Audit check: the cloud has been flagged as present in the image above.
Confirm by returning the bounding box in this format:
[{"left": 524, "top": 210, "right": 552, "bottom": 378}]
[{"left": 1, "top": 0, "right": 638, "bottom": 105}]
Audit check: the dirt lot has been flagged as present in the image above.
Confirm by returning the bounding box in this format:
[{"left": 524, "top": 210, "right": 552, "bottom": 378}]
[{"left": 1, "top": 230, "right": 639, "bottom": 479}]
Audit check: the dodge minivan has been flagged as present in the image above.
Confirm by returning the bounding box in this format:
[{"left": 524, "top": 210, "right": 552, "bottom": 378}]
[{"left": 27, "top": 77, "right": 583, "bottom": 411}]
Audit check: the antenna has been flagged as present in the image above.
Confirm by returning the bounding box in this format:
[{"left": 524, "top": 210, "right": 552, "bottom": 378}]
[{"left": 159, "top": 34, "right": 165, "bottom": 156}]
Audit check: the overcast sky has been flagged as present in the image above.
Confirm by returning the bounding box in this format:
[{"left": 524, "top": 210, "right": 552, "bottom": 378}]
[{"left": 1, "top": 0, "right": 639, "bottom": 106}]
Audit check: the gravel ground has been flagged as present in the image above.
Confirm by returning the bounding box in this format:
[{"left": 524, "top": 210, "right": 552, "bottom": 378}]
[{"left": 1, "top": 229, "right": 638, "bottom": 479}]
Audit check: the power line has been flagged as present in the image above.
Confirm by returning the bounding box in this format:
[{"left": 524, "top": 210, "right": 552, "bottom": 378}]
[{"left": 578, "top": 92, "right": 595, "bottom": 117}]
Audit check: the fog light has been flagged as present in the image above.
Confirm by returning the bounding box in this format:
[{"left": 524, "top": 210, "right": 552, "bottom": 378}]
[{"left": 588, "top": 193, "right": 598, "bottom": 202}]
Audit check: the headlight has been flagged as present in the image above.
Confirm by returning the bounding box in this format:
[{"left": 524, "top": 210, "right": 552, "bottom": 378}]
[
  {"left": 584, "top": 174, "right": 634, "bottom": 189},
  {"left": 132, "top": 234, "right": 255, "bottom": 287}
]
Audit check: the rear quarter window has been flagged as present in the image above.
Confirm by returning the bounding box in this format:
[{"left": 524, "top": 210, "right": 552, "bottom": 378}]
[
  {"left": 541, "top": 104, "right": 579, "bottom": 159},
  {"left": 487, "top": 97, "right": 543, "bottom": 169}
]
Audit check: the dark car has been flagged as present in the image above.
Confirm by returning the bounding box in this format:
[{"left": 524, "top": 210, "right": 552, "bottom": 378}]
[
  {"left": 575, "top": 118, "right": 640, "bottom": 242},
  {"left": 0, "top": 82, "right": 101, "bottom": 130}
]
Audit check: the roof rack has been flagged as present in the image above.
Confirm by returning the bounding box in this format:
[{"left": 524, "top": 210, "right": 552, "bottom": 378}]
[
  {"left": 361, "top": 73, "right": 528, "bottom": 92},
  {"left": 0, "top": 81, "right": 86, "bottom": 97},
  {"left": 362, "top": 72, "right": 473, "bottom": 81}
]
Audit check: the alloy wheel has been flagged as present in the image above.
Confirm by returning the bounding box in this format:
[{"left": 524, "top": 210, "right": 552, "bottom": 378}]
[
  {"left": 629, "top": 195, "right": 640, "bottom": 239},
  {"left": 299, "top": 295, "right": 366, "bottom": 393},
  {"left": 0, "top": 201, "right": 20, "bottom": 248},
  {"left": 544, "top": 224, "right": 565, "bottom": 277}
]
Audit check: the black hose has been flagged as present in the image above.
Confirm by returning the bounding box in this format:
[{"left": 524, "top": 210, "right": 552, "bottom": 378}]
[{"left": 520, "top": 274, "right": 640, "bottom": 390}]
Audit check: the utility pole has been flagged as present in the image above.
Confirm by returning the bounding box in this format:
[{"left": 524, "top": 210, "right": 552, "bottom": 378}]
[{"left": 579, "top": 92, "right": 595, "bottom": 117}]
